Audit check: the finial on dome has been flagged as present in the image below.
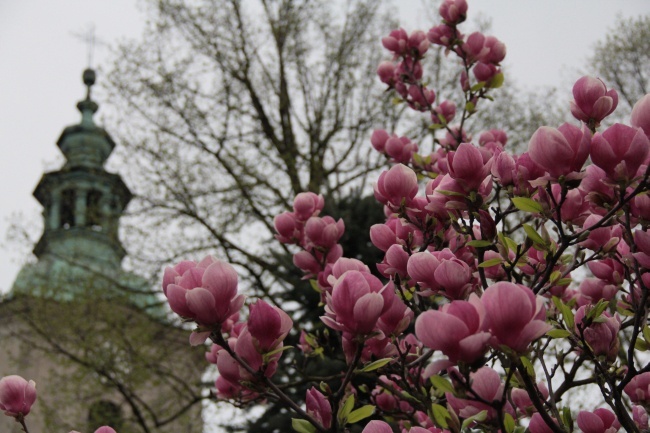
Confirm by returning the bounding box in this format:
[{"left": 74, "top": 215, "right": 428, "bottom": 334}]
[{"left": 77, "top": 68, "right": 98, "bottom": 127}]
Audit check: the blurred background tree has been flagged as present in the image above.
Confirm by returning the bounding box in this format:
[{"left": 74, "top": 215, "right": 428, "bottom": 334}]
[{"left": 589, "top": 14, "right": 649, "bottom": 118}]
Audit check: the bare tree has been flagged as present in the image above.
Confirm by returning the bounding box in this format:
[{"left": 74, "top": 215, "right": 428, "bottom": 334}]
[{"left": 590, "top": 14, "right": 649, "bottom": 115}]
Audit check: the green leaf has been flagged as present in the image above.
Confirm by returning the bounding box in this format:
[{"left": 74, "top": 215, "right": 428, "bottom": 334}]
[
  {"left": 392, "top": 97, "right": 403, "bottom": 105},
  {"left": 359, "top": 358, "right": 392, "bottom": 372},
  {"left": 337, "top": 394, "right": 355, "bottom": 424},
  {"left": 471, "top": 82, "right": 486, "bottom": 92},
  {"left": 432, "top": 404, "right": 450, "bottom": 429},
  {"left": 643, "top": 326, "right": 650, "bottom": 344},
  {"left": 430, "top": 375, "right": 455, "bottom": 394},
  {"left": 264, "top": 345, "right": 293, "bottom": 359},
  {"left": 635, "top": 338, "right": 649, "bottom": 351},
  {"left": 504, "top": 412, "right": 516, "bottom": 433},
  {"left": 520, "top": 356, "right": 536, "bottom": 379},
  {"left": 461, "top": 409, "right": 488, "bottom": 429},
  {"left": 478, "top": 257, "right": 504, "bottom": 268},
  {"left": 309, "top": 279, "right": 321, "bottom": 293},
  {"left": 550, "top": 270, "right": 562, "bottom": 284},
  {"left": 561, "top": 407, "right": 573, "bottom": 430},
  {"left": 490, "top": 72, "right": 505, "bottom": 88},
  {"left": 437, "top": 189, "right": 467, "bottom": 197},
  {"left": 292, "top": 419, "right": 316, "bottom": 433},
  {"left": 346, "top": 405, "right": 375, "bottom": 424},
  {"left": 523, "top": 224, "right": 547, "bottom": 248},
  {"left": 552, "top": 296, "right": 575, "bottom": 329},
  {"left": 465, "top": 101, "right": 476, "bottom": 112},
  {"left": 547, "top": 329, "right": 571, "bottom": 339},
  {"left": 467, "top": 240, "right": 493, "bottom": 248},
  {"left": 512, "top": 197, "right": 543, "bottom": 213},
  {"left": 429, "top": 123, "right": 445, "bottom": 130},
  {"left": 587, "top": 299, "right": 609, "bottom": 321},
  {"left": 412, "top": 153, "right": 424, "bottom": 166}
]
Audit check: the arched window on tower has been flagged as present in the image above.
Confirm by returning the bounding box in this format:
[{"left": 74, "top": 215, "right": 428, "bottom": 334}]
[
  {"left": 88, "top": 400, "right": 123, "bottom": 433},
  {"left": 86, "top": 189, "right": 103, "bottom": 231},
  {"left": 60, "top": 189, "right": 75, "bottom": 229}
]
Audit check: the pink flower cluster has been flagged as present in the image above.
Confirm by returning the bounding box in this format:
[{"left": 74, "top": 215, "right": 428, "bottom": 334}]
[
  {"left": 205, "top": 299, "right": 293, "bottom": 400},
  {"left": 274, "top": 192, "right": 345, "bottom": 294},
  {"left": 162, "top": 256, "right": 245, "bottom": 345}
]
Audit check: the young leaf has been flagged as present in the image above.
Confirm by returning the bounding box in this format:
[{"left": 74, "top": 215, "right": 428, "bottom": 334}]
[
  {"left": 523, "top": 224, "right": 547, "bottom": 248},
  {"left": 467, "top": 240, "right": 493, "bottom": 248},
  {"left": 337, "top": 394, "right": 354, "bottom": 424},
  {"left": 547, "top": 329, "right": 571, "bottom": 339},
  {"left": 430, "top": 375, "right": 455, "bottom": 394},
  {"left": 520, "top": 356, "right": 536, "bottom": 379},
  {"left": 346, "top": 405, "right": 375, "bottom": 424},
  {"left": 292, "top": 419, "right": 316, "bottom": 433},
  {"left": 504, "top": 412, "right": 516, "bottom": 433},
  {"left": 479, "top": 257, "right": 504, "bottom": 268},
  {"left": 432, "top": 404, "right": 450, "bottom": 429},
  {"left": 512, "top": 197, "right": 543, "bottom": 213},
  {"left": 309, "top": 279, "right": 322, "bottom": 293},
  {"left": 359, "top": 358, "right": 392, "bottom": 372},
  {"left": 461, "top": 410, "right": 488, "bottom": 429}
]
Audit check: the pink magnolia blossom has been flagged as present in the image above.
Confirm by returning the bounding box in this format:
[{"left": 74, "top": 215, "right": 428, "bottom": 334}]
[
  {"left": 322, "top": 270, "right": 394, "bottom": 335},
  {"left": 377, "top": 244, "right": 410, "bottom": 278},
  {"left": 588, "top": 259, "right": 625, "bottom": 286},
  {"left": 377, "top": 62, "right": 396, "bottom": 85},
  {"left": 447, "top": 143, "right": 492, "bottom": 192},
  {"left": 372, "top": 376, "right": 413, "bottom": 414},
  {"left": 94, "top": 428, "right": 118, "bottom": 433},
  {"left": 306, "top": 387, "right": 332, "bottom": 429},
  {"left": 406, "top": 249, "right": 457, "bottom": 294},
  {"left": 273, "top": 211, "right": 300, "bottom": 243},
  {"left": 633, "top": 230, "right": 650, "bottom": 269},
  {"left": 461, "top": 32, "right": 488, "bottom": 63},
  {"left": 529, "top": 413, "right": 557, "bottom": 433},
  {"left": 0, "top": 375, "right": 37, "bottom": 418},
  {"left": 482, "top": 36, "right": 506, "bottom": 64},
  {"left": 293, "top": 192, "right": 324, "bottom": 221},
  {"left": 482, "top": 282, "right": 552, "bottom": 352},
  {"left": 415, "top": 295, "right": 490, "bottom": 365},
  {"left": 591, "top": 123, "right": 650, "bottom": 182},
  {"left": 362, "top": 420, "right": 394, "bottom": 433},
  {"left": 304, "top": 216, "right": 345, "bottom": 249},
  {"left": 528, "top": 123, "right": 590, "bottom": 179},
  {"left": 625, "top": 372, "right": 650, "bottom": 404},
  {"left": 432, "top": 100, "right": 457, "bottom": 125},
  {"left": 579, "top": 215, "right": 622, "bottom": 252},
  {"left": 631, "top": 94, "right": 650, "bottom": 137},
  {"left": 377, "top": 283, "right": 413, "bottom": 336},
  {"left": 577, "top": 408, "right": 620, "bottom": 433},
  {"left": 576, "top": 278, "right": 618, "bottom": 307},
  {"left": 165, "top": 259, "right": 245, "bottom": 339},
  {"left": 633, "top": 406, "right": 649, "bottom": 430},
  {"left": 570, "top": 76, "right": 618, "bottom": 124},
  {"left": 511, "top": 382, "right": 549, "bottom": 415},
  {"left": 385, "top": 136, "right": 419, "bottom": 164},
  {"left": 428, "top": 24, "right": 457, "bottom": 47},
  {"left": 446, "top": 367, "right": 503, "bottom": 420},
  {"left": 374, "top": 164, "right": 419, "bottom": 208},
  {"left": 473, "top": 62, "right": 498, "bottom": 83},
  {"left": 247, "top": 300, "right": 293, "bottom": 352},
  {"left": 574, "top": 306, "right": 620, "bottom": 362},
  {"left": 371, "top": 129, "right": 391, "bottom": 152},
  {"left": 382, "top": 28, "right": 409, "bottom": 55},
  {"left": 439, "top": 0, "right": 467, "bottom": 24}
]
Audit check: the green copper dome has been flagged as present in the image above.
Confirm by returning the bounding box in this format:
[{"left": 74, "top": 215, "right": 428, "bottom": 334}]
[{"left": 11, "top": 69, "right": 157, "bottom": 310}]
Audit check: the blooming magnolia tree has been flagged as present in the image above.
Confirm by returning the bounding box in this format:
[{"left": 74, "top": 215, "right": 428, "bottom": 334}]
[{"left": 4, "top": 1, "right": 650, "bottom": 433}]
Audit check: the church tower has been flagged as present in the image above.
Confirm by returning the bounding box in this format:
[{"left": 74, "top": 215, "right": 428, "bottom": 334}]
[{"left": 0, "top": 70, "right": 203, "bottom": 433}]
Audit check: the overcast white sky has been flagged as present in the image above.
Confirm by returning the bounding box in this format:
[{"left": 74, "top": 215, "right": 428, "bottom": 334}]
[{"left": 0, "top": 0, "right": 649, "bottom": 295}]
